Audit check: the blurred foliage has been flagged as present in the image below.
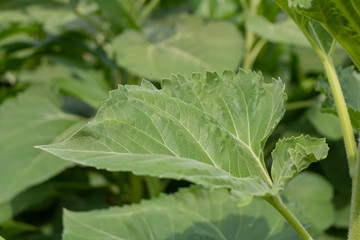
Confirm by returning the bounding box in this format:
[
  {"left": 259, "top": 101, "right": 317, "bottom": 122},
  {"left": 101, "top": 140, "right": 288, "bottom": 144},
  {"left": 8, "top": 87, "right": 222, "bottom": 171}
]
[{"left": 0, "top": 0, "right": 355, "bottom": 239}]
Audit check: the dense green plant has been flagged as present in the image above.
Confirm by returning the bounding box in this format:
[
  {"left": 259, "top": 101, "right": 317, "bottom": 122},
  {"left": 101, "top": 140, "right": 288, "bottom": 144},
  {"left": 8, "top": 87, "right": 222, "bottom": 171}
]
[{"left": 0, "top": 0, "right": 359, "bottom": 239}]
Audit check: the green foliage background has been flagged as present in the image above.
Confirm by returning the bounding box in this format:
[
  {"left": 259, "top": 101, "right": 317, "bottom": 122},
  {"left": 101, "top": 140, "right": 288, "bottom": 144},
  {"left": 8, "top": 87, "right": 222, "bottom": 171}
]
[{"left": 0, "top": 0, "right": 358, "bottom": 239}]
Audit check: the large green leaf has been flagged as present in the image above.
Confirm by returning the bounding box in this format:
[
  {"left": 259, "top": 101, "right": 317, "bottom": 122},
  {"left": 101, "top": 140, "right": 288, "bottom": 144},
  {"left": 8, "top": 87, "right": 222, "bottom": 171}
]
[
  {"left": 110, "top": 15, "right": 243, "bottom": 81},
  {"left": 0, "top": 85, "right": 84, "bottom": 203},
  {"left": 288, "top": 0, "right": 360, "bottom": 69},
  {"left": 274, "top": 0, "right": 336, "bottom": 57},
  {"left": 316, "top": 67, "right": 360, "bottom": 131},
  {"left": 63, "top": 186, "right": 300, "bottom": 240},
  {"left": 39, "top": 70, "right": 328, "bottom": 203}
]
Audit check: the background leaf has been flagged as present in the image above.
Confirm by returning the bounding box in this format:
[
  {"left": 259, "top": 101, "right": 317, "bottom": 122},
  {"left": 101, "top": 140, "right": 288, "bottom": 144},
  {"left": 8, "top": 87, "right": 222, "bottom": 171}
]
[
  {"left": 283, "top": 171, "right": 335, "bottom": 237},
  {"left": 110, "top": 15, "right": 243, "bottom": 81},
  {"left": 0, "top": 183, "right": 55, "bottom": 224},
  {"left": 63, "top": 186, "right": 300, "bottom": 240},
  {"left": 20, "top": 63, "right": 111, "bottom": 109},
  {"left": 0, "top": 85, "right": 85, "bottom": 204},
  {"left": 306, "top": 104, "right": 343, "bottom": 141}
]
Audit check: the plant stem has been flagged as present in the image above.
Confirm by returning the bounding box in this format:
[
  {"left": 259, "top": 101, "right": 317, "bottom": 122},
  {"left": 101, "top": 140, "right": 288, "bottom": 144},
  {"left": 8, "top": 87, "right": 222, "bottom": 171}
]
[
  {"left": 349, "top": 141, "right": 360, "bottom": 240},
  {"left": 321, "top": 56, "right": 357, "bottom": 177},
  {"left": 139, "top": 0, "right": 160, "bottom": 25},
  {"left": 243, "top": 29, "right": 256, "bottom": 71},
  {"left": 285, "top": 99, "right": 316, "bottom": 111},
  {"left": 242, "top": 0, "right": 265, "bottom": 71},
  {"left": 265, "top": 196, "right": 313, "bottom": 240},
  {"left": 144, "top": 176, "right": 162, "bottom": 198},
  {"left": 244, "top": 39, "right": 267, "bottom": 71}
]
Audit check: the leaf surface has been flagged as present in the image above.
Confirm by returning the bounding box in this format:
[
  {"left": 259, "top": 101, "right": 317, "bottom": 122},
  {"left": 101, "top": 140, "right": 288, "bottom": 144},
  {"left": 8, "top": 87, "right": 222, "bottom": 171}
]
[
  {"left": 63, "top": 186, "right": 300, "bottom": 240},
  {"left": 306, "top": 104, "right": 342, "bottom": 141},
  {"left": 271, "top": 135, "right": 329, "bottom": 189},
  {"left": 110, "top": 15, "right": 243, "bottom": 81},
  {"left": 0, "top": 85, "right": 84, "bottom": 203},
  {"left": 40, "top": 70, "right": 328, "bottom": 202}
]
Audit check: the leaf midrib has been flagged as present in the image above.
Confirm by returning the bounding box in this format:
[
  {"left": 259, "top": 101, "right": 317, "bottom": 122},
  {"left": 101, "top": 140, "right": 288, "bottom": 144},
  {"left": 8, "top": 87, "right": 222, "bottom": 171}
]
[
  {"left": 127, "top": 95, "right": 220, "bottom": 168},
  {"left": 167, "top": 82, "right": 273, "bottom": 186}
]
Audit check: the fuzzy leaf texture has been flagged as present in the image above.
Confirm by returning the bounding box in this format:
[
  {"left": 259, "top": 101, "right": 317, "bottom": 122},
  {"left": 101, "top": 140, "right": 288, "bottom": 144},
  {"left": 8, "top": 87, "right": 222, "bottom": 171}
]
[
  {"left": 63, "top": 186, "right": 300, "bottom": 240},
  {"left": 288, "top": 0, "right": 360, "bottom": 70},
  {"left": 39, "top": 70, "right": 328, "bottom": 203}
]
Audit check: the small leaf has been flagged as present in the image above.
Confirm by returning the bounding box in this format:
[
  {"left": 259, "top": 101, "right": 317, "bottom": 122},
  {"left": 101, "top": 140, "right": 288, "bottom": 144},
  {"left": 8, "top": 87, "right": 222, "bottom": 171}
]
[
  {"left": 63, "top": 186, "right": 300, "bottom": 240},
  {"left": 271, "top": 135, "right": 329, "bottom": 189},
  {"left": 39, "top": 70, "right": 328, "bottom": 203},
  {"left": 0, "top": 85, "right": 85, "bottom": 203},
  {"left": 110, "top": 15, "right": 243, "bottom": 81},
  {"left": 316, "top": 67, "right": 360, "bottom": 131}
]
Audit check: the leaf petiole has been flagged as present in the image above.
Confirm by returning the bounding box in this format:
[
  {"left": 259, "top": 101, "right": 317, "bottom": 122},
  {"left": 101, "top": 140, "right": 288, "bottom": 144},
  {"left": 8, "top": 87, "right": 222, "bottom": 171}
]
[{"left": 265, "top": 196, "right": 313, "bottom": 240}]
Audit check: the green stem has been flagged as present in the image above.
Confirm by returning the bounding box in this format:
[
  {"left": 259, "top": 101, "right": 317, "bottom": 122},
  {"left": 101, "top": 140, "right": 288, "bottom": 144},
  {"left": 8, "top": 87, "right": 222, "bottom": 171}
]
[
  {"left": 242, "top": 0, "right": 264, "bottom": 70},
  {"left": 243, "top": 29, "right": 255, "bottom": 71},
  {"left": 244, "top": 39, "right": 267, "bottom": 71},
  {"left": 139, "top": 0, "right": 160, "bottom": 25},
  {"left": 265, "top": 196, "right": 313, "bottom": 240},
  {"left": 349, "top": 141, "right": 360, "bottom": 240},
  {"left": 129, "top": 174, "right": 143, "bottom": 203},
  {"left": 321, "top": 56, "right": 357, "bottom": 177},
  {"left": 285, "top": 99, "right": 316, "bottom": 111},
  {"left": 144, "top": 176, "right": 162, "bottom": 198},
  {"left": 239, "top": 0, "right": 249, "bottom": 11}
]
